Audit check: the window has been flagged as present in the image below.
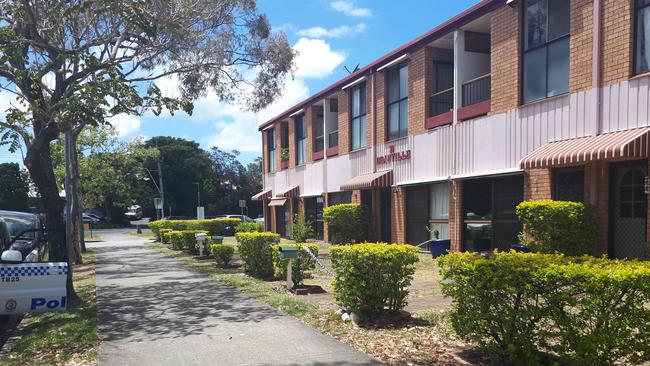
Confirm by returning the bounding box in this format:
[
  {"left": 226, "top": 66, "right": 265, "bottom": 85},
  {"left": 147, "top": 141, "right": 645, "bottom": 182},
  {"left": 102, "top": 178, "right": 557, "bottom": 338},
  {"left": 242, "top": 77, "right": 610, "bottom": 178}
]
[
  {"left": 295, "top": 114, "right": 306, "bottom": 165},
  {"left": 522, "top": 0, "right": 570, "bottom": 103},
  {"left": 350, "top": 82, "right": 367, "bottom": 149},
  {"left": 267, "top": 128, "right": 276, "bottom": 172},
  {"left": 430, "top": 61, "right": 454, "bottom": 117},
  {"left": 305, "top": 196, "right": 324, "bottom": 240},
  {"left": 554, "top": 168, "right": 585, "bottom": 202},
  {"left": 636, "top": 0, "right": 650, "bottom": 74},
  {"left": 429, "top": 183, "right": 449, "bottom": 240},
  {"left": 314, "top": 112, "right": 324, "bottom": 153},
  {"left": 619, "top": 169, "right": 647, "bottom": 218},
  {"left": 387, "top": 64, "right": 408, "bottom": 140}
]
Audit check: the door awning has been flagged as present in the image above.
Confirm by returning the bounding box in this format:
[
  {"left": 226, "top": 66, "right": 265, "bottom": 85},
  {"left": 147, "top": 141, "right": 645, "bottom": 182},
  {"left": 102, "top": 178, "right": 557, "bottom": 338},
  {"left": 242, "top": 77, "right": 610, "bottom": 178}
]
[
  {"left": 341, "top": 170, "right": 393, "bottom": 191},
  {"left": 280, "top": 186, "right": 300, "bottom": 198},
  {"left": 252, "top": 190, "right": 272, "bottom": 201},
  {"left": 268, "top": 198, "right": 287, "bottom": 207},
  {"left": 520, "top": 127, "right": 650, "bottom": 169}
]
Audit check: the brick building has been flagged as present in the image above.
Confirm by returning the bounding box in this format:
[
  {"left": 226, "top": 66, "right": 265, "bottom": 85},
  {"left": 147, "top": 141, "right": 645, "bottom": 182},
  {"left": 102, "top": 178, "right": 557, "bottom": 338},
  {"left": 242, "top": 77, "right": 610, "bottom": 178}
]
[{"left": 252, "top": 0, "right": 650, "bottom": 259}]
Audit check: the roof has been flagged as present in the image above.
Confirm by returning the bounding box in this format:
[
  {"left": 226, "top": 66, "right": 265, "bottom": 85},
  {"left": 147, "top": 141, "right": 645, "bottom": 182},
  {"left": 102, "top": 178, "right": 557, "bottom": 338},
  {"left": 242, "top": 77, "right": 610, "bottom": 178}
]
[
  {"left": 520, "top": 127, "right": 650, "bottom": 169},
  {"left": 258, "top": 0, "right": 502, "bottom": 131}
]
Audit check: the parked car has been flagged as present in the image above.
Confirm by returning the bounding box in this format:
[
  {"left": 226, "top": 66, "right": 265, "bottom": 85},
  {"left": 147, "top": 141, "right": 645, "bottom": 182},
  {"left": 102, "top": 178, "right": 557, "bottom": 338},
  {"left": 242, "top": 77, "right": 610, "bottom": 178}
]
[
  {"left": 124, "top": 205, "right": 143, "bottom": 220},
  {"left": 217, "top": 214, "right": 254, "bottom": 222},
  {"left": 162, "top": 215, "right": 192, "bottom": 220},
  {"left": 82, "top": 213, "right": 101, "bottom": 224},
  {"left": 0, "top": 210, "right": 45, "bottom": 262}
]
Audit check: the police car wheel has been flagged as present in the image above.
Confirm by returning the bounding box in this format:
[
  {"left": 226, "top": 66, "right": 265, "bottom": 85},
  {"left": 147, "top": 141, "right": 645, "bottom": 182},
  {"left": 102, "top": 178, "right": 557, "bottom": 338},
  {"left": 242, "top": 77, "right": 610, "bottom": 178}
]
[{"left": 0, "top": 314, "right": 10, "bottom": 324}]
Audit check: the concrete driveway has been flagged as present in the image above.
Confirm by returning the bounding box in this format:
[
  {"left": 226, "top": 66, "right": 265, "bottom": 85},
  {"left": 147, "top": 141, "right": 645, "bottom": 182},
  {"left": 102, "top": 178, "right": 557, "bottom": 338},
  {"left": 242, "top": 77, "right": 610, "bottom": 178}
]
[{"left": 90, "top": 229, "right": 381, "bottom": 366}]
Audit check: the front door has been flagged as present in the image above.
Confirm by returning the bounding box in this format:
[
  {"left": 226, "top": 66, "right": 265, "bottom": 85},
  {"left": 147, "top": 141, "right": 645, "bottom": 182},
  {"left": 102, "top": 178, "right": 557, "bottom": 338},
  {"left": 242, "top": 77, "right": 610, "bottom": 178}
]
[
  {"left": 380, "top": 188, "right": 392, "bottom": 243},
  {"left": 276, "top": 205, "right": 286, "bottom": 237},
  {"left": 612, "top": 163, "right": 647, "bottom": 259}
]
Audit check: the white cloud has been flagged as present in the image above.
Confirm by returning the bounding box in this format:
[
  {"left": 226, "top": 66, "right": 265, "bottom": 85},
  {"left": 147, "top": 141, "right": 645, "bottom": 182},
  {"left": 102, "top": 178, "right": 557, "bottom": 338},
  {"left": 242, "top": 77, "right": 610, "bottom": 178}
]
[
  {"left": 293, "top": 38, "right": 346, "bottom": 79},
  {"left": 108, "top": 114, "right": 141, "bottom": 137},
  {"left": 151, "top": 37, "right": 346, "bottom": 153},
  {"left": 297, "top": 23, "right": 367, "bottom": 39},
  {"left": 330, "top": 1, "right": 372, "bottom": 17}
]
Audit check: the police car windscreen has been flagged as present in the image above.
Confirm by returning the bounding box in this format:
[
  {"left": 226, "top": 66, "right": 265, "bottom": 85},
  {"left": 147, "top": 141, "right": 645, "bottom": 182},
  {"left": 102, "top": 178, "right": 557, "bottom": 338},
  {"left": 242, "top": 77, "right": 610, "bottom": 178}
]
[{"left": 5, "top": 217, "right": 35, "bottom": 239}]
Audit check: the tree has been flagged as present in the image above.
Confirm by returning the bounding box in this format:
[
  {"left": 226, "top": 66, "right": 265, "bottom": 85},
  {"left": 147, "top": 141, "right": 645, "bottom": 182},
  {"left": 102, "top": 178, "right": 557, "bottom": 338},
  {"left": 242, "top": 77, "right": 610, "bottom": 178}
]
[
  {"left": 0, "top": 1, "right": 294, "bottom": 268},
  {"left": 144, "top": 136, "right": 213, "bottom": 216},
  {"left": 0, "top": 163, "right": 29, "bottom": 211}
]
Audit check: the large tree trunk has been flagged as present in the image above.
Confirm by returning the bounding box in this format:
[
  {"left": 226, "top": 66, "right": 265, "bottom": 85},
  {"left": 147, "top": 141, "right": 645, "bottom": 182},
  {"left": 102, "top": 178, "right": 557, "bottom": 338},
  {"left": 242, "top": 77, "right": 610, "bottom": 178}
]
[{"left": 25, "top": 134, "right": 79, "bottom": 303}]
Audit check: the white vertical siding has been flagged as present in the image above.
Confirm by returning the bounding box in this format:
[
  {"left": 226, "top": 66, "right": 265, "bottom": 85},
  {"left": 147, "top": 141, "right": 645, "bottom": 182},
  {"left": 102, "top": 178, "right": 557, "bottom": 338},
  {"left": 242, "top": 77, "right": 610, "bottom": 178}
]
[
  {"left": 375, "top": 137, "right": 414, "bottom": 183},
  {"left": 602, "top": 76, "right": 650, "bottom": 133},
  {"left": 301, "top": 160, "right": 324, "bottom": 196}
]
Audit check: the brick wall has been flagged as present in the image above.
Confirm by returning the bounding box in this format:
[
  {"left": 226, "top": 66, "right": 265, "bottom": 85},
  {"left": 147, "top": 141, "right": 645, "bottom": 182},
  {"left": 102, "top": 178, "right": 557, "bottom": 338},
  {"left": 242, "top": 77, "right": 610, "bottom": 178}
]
[
  {"left": 409, "top": 47, "right": 427, "bottom": 136},
  {"left": 523, "top": 168, "right": 553, "bottom": 200},
  {"left": 275, "top": 123, "right": 283, "bottom": 171},
  {"left": 305, "top": 107, "right": 314, "bottom": 163},
  {"left": 337, "top": 91, "right": 350, "bottom": 154},
  {"left": 490, "top": 3, "right": 521, "bottom": 114},
  {"left": 288, "top": 118, "right": 296, "bottom": 169},
  {"left": 391, "top": 186, "right": 407, "bottom": 244},
  {"left": 449, "top": 180, "right": 462, "bottom": 252},
  {"left": 601, "top": 0, "right": 633, "bottom": 85},
  {"left": 570, "top": 0, "right": 594, "bottom": 92},
  {"left": 351, "top": 189, "right": 361, "bottom": 204},
  {"left": 365, "top": 78, "right": 373, "bottom": 147},
  {"left": 262, "top": 129, "right": 269, "bottom": 173},
  {"left": 376, "top": 69, "right": 387, "bottom": 143}
]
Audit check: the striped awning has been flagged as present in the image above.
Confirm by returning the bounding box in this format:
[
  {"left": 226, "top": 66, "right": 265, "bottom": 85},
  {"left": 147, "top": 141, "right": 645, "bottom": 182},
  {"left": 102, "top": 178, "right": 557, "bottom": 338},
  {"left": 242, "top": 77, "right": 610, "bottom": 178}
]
[
  {"left": 268, "top": 198, "right": 287, "bottom": 207},
  {"left": 280, "top": 186, "right": 300, "bottom": 198},
  {"left": 252, "top": 190, "right": 272, "bottom": 201},
  {"left": 341, "top": 170, "right": 393, "bottom": 191},
  {"left": 520, "top": 127, "right": 650, "bottom": 169}
]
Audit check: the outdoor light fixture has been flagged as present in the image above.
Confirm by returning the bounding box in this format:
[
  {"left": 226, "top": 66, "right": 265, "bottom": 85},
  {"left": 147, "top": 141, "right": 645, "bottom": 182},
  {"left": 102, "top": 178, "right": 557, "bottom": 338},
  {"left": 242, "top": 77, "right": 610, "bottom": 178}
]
[{"left": 506, "top": 0, "right": 517, "bottom": 7}]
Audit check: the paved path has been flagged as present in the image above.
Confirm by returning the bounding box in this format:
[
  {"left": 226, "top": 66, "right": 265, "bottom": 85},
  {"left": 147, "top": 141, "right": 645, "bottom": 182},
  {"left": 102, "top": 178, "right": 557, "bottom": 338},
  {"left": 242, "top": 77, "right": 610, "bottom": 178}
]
[{"left": 91, "top": 230, "right": 381, "bottom": 366}]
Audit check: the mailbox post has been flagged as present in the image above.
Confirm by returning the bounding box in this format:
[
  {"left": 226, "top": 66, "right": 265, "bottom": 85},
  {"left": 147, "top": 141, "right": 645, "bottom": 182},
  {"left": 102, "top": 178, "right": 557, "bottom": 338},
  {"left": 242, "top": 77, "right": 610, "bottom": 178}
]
[
  {"left": 278, "top": 246, "right": 299, "bottom": 290},
  {"left": 195, "top": 232, "right": 207, "bottom": 257}
]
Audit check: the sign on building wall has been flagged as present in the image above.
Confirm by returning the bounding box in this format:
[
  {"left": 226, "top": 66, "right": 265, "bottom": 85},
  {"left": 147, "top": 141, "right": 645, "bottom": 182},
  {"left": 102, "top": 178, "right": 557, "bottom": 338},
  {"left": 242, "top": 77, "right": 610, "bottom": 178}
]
[{"left": 376, "top": 145, "right": 412, "bottom": 166}]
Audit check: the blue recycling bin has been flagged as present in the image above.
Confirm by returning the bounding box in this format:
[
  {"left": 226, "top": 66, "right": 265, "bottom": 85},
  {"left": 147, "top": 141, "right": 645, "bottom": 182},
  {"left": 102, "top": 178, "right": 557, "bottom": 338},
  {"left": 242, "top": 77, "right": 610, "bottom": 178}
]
[
  {"left": 510, "top": 244, "right": 532, "bottom": 253},
  {"left": 428, "top": 239, "right": 451, "bottom": 258}
]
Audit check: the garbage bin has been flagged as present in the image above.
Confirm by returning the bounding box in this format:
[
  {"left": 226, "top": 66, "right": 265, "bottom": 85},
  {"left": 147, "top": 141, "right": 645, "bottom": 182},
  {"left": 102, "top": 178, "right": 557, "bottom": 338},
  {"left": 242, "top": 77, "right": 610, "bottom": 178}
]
[
  {"left": 212, "top": 235, "right": 224, "bottom": 244},
  {"left": 428, "top": 239, "right": 451, "bottom": 258}
]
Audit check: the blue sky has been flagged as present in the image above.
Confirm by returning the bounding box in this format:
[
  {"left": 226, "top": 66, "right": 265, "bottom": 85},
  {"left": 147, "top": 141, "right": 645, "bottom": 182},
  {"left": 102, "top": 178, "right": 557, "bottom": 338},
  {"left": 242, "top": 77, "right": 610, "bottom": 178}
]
[{"left": 0, "top": 0, "right": 481, "bottom": 166}]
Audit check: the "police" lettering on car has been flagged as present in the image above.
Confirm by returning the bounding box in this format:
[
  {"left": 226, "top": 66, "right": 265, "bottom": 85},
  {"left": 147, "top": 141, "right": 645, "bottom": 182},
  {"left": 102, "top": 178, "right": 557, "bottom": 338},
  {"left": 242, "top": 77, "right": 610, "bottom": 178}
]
[{"left": 30, "top": 296, "right": 66, "bottom": 310}]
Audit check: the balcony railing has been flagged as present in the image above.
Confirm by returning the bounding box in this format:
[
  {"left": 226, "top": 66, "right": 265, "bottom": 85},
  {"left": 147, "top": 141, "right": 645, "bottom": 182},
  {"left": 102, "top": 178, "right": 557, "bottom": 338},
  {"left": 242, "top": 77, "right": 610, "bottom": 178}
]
[
  {"left": 462, "top": 74, "right": 491, "bottom": 107},
  {"left": 429, "top": 88, "right": 454, "bottom": 117}
]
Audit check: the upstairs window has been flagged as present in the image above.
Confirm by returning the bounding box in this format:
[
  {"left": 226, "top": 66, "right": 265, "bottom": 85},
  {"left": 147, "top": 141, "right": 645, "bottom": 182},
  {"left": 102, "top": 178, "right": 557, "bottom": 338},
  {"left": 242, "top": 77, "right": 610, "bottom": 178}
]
[
  {"left": 387, "top": 64, "right": 408, "bottom": 140},
  {"left": 636, "top": 0, "right": 650, "bottom": 74},
  {"left": 522, "top": 0, "right": 570, "bottom": 103},
  {"left": 314, "top": 112, "right": 324, "bottom": 153},
  {"left": 295, "top": 114, "right": 306, "bottom": 165},
  {"left": 267, "top": 128, "right": 276, "bottom": 172},
  {"left": 350, "top": 82, "right": 367, "bottom": 150}
]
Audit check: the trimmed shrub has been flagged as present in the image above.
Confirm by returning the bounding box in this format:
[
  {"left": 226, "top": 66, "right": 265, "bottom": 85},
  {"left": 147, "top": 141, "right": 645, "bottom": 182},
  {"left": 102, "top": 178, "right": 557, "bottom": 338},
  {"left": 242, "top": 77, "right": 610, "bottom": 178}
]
[
  {"left": 516, "top": 200, "right": 598, "bottom": 255},
  {"left": 236, "top": 232, "right": 280, "bottom": 278},
  {"left": 271, "top": 243, "right": 319, "bottom": 285},
  {"left": 236, "top": 221, "right": 264, "bottom": 233},
  {"left": 330, "top": 243, "right": 419, "bottom": 320},
  {"left": 438, "top": 251, "right": 650, "bottom": 365},
  {"left": 148, "top": 218, "right": 241, "bottom": 238},
  {"left": 160, "top": 229, "right": 172, "bottom": 244},
  {"left": 178, "top": 230, "right": 209, "bottom": 254},
  {"left": 291, "top": 212, "right": 314, "bottom": 242},
  {"left": 211, "top": 244, "right": 235, "bottom": 267},
  {"left": 168, "top": 231, "right": 185, "bottom": 250},
  {"left": 323, "top": 204, "right": 372, "bottom": 244}
]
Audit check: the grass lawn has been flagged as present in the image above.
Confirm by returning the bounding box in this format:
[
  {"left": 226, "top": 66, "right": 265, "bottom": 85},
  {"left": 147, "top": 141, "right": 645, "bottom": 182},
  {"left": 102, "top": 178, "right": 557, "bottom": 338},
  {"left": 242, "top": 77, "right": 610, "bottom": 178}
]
[
  {"left": 3, "top": 250, "right": 98, "bottom": 366},
  {"left": 128, "top": 230, "right": 155, "bottom": 240},
  {"left": 149, "top": 240, "right": 471, "bottom": 365}
]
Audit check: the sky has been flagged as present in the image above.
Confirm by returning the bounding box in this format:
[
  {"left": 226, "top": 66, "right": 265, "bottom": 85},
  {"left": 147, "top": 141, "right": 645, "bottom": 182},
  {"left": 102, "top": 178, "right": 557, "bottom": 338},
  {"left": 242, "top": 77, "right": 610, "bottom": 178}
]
[{"left": 0, "top": 0, "right": 481, "bottom": 166}]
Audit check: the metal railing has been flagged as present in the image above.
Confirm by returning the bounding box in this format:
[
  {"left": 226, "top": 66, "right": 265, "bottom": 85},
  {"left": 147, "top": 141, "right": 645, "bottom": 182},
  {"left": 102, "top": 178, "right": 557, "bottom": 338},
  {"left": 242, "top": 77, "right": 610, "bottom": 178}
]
[
  {"left": 462, "top": 74, "right": 491, "bottom": 107},
  {"left": 429, "top": 88, "right": 454, "bottom": 117}
]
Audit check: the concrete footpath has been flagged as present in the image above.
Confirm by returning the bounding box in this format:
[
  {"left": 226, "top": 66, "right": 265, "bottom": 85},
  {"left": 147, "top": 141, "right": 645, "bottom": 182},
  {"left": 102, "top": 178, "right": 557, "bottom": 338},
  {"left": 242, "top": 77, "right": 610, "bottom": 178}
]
[{"left": 91, "top": 230, "right": 382, "bottom": 366}]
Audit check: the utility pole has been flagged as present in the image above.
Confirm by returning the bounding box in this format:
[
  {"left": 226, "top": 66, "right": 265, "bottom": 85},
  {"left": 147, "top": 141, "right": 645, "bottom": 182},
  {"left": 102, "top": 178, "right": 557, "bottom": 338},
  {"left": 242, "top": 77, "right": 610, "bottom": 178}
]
[{"left": 157, "top": 154, "right": 164, "bottom": 219}]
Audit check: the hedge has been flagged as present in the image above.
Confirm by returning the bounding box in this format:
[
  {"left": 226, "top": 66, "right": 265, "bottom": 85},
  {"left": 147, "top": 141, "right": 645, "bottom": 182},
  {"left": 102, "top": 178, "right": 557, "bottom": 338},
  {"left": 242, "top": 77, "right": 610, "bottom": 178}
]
[
  {"left": 167, "top": 231, "right": 185, "bottom": 250},
  {"left": 236, "top": 221, "right": 264, "bottom": 233},
  {"left": 235, "top": 232, "right": 280, "bottom": 278},
  {"left": 160, "top": 229, "right": 172, "bottom": 244},
  {"left": 149, "top": 218, "right": 241, "bottom": 239},
  {"left": 330, "top": 243, "right": 419, "bottom": 320},
  {"left": 165, "top": 230, "right": 209, "bottom": 253},
  {"left": 323, "top": 204, "right": 372, "bottom": 244},
  {"left": 211, "top": 244, "right": 235, "bottom": 267},
  {"left": 516, "top": 200, "right": 598, "bottom": 255},
  {"left": 271, "top": 243, "right": 319, "bottom": 286},
  {"left": 438, "top": 251, "right": 650, "bottom": 365}
]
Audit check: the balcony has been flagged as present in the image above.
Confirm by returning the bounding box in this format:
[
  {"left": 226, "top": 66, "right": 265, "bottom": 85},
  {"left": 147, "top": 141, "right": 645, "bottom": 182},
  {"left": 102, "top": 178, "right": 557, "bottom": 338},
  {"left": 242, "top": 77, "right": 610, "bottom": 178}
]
[
  {"left": 426, "top": 88, "right": 454, "bottom": 129},
  {"left": 458, "top": 74, "right": 491, "bottom": 121}
]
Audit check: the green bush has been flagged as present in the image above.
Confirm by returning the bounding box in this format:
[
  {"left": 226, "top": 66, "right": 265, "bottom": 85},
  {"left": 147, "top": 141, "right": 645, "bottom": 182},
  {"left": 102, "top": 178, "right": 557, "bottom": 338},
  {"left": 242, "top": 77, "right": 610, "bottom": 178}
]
[
  {"left": 159, "top": 229, "right": 172, "bottom": 244},
  {"left": 291, "top": 212, "right": 314, "bottom": 242},
  {"left": 179, "top": 230, "right": 209, "bottom": 254},
  {"left": 236, "top": 221, "right": 264, "bottom": 233},
  {"left": 323, "top": 204, "right": 372, "bottom": 244},
  {"left": 236, "top": 232, "right": 280, "bottom": 278},
  {"left": 516, "top": 200, "right": 598, "bottom": 255},
  {"left": 167, "top": 231, "right": 185, "bottom": 250},
  {"left": 330, "top": 243, "right": 419, "bottom": 320},
  {"left": 271, "top": 243, "right": 319, "bottom": 285},
  {"left": 148, "top": 218, "right": 241, "bottom": 238},
  {"left": 438, "top": 251, "right": 650, "bottom": 365},
  {"left": 211, "top": 244, "right": 235, "bottom": 267}
]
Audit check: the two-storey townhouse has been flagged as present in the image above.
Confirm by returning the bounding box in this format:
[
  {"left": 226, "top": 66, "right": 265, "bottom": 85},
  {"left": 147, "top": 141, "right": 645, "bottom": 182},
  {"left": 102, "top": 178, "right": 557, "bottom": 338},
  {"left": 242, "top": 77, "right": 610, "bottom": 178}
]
[{"left": 252, "top": 0, "right": 650, "bottom": 259}]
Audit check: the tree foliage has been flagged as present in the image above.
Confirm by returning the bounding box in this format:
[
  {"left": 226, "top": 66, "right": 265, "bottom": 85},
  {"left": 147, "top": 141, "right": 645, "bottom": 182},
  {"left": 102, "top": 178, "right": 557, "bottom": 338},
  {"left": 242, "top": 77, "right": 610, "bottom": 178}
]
[{"left": 0, "top": 162, "right": 29, "bottom": 211}]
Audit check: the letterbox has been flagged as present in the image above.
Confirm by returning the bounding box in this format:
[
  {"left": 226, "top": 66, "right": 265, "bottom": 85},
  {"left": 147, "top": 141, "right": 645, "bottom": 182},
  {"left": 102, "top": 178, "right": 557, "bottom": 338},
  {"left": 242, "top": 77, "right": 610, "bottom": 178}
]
[{"left": 278, "top": 246, "right": 299, "bottom": 259}]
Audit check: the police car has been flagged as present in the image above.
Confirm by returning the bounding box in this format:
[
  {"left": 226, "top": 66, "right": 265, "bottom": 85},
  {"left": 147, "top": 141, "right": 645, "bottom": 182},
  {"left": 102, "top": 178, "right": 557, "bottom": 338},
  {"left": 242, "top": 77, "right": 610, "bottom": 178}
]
[{"left": 0, "top": 212, "right": 68, "bottom": 320}]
